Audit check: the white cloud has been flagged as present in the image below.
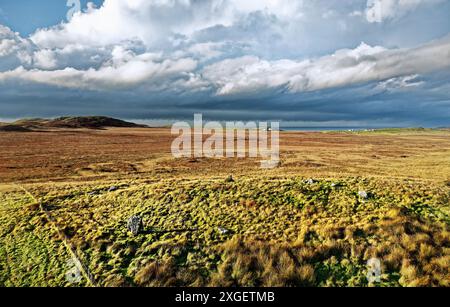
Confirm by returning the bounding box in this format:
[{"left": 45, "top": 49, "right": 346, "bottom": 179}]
[
  {"left": 6, "top": 0, "right": 446, "bottom": 69},
  {"left": 349, "top": 10, "right": 363, "bottom": 17},
  {"left": 1, "top": 35, "right": 449, "bottom": 95},
  {"left": 377, "top": 74, "right": 424, "bottom": 90},
  {"left": 0, "top": 25, "right": 31, "bottom": 58},
  {"left": 365, "top": 0, "right": 445, "bottom": 23},
  {"left": 229, "top": 0, "right": 303, "bottom": 19},
  {"left": 0, "top": 54, "right": 197, "bottom": 91},
  {"left": 33, "top": 49, "right": 58, "bottom": 69},
  {"left": 202, "top": 36, "right": 450, "bottom": 95},
  {"left": 0, "top": 38, "right": 17, "bottom": 57},
  {"left": 28, "top": 0, "right": 309, "bottom": 51},
  {"left": 30, "top": 0, "right": 233, "bottom": 49},
  {"left": 0, "top": 0, "right": 449, "bottom": 100},
  {"left": 187, "top": 42, "right": 224, "bottom": 60}
]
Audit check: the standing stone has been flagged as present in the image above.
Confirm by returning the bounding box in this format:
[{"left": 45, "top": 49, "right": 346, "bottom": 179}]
[{"left": 127, "top": 216, "right": 143, "bottom": 235}]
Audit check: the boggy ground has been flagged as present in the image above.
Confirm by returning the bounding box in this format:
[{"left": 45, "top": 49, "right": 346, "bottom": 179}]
[{"left": 0, "top": 128, "right": 449, "bottom": 287}]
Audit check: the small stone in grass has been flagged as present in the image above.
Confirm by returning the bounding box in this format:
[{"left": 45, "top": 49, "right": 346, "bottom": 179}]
[{"left": 109, "top": 186, "right": 118, "bottom": 192}]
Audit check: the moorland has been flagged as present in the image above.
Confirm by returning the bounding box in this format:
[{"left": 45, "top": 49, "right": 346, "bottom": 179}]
[{"left": 0, "top": 117, "right": 449, "bottom": 287}]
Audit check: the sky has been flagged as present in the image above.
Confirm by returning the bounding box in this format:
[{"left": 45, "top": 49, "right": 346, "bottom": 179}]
[{"left": 0, "top": 0, "right": 449, "bottom": 127}]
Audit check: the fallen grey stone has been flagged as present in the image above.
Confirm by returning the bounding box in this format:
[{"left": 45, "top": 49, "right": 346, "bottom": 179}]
[
  {"left": 127, "top": 216, "right": 143, "bottom": 235},
  {"left": 331, "top": 182, "right": 342, "bottom": 188},
  {"left": 306, "top": 179, "right": 315, "bottom": 185},
  {"left": 225, "top": 175, "right": 234, "bottom": 183},
  {"left": 218, "top": 227, "right": 229, "bottom": 235},
  {"left": 108, "top": 186, "right": 118, "bottom": 192},
  {"left": 358, "top": 191, "right": 369, "bottom": 199}
]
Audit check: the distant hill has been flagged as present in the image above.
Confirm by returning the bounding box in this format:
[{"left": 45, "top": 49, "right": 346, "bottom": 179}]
[
  {"left": 0, "top": 125, "right": 32, "bottom": 132},
  {"left": 0, "top": 116, "right": 147, "bottom": 131}
]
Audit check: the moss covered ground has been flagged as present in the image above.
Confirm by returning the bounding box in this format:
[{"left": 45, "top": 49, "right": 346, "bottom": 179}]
[{"left": 1, "top": 176, "right": 448, "bottom": 287}]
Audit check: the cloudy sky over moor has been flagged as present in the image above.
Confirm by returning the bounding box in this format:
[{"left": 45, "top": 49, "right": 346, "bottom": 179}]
[{"left": 0, "top": 0, "right": 449, "bottom": 126}]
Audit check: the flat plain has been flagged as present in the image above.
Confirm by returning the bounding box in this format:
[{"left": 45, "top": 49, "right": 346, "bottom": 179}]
[{"left": 0, "top": 127, "right": 449, "bottom": 286}]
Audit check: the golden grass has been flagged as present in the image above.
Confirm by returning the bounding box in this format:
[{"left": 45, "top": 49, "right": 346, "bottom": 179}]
[{"left": 1, "top": 129, "right": 449, "bottom": 287}]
